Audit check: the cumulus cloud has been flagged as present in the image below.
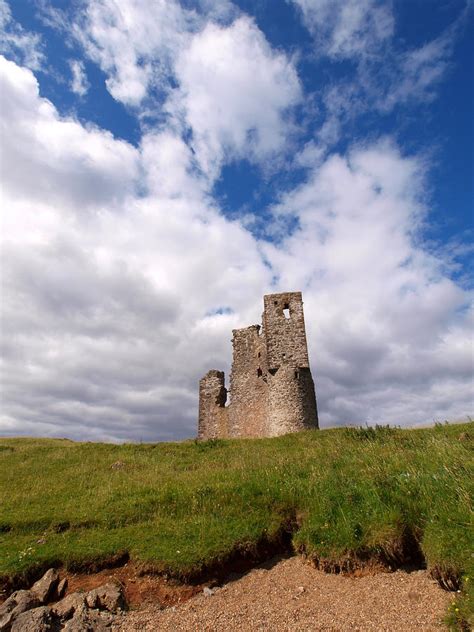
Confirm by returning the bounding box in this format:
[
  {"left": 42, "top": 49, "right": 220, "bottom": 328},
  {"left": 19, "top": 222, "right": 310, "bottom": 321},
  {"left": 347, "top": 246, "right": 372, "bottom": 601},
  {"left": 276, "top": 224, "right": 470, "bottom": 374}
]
[
  {"left": 0, "top": 56, "right": 139, "bottom": 214},
  {"left": 73, "top": 0, "right": 235, "bottom": 106},
  {"left": 0, "top": 0, "right": 44, "bottom": 69},
  {"left": 1, "top": 54, "right": 471, "bottom": 442},
  {"left": 169, "top": 16, "right": 302, "bottom": 176},
  {"left": 0, "top": 56, "right": 270, "bottom": 441},
  {"left": 266, "top": 140, "right": 472, "bottom": 426},
  {"left": 72, "top": 2, "right": 302, "bottom": 177}
]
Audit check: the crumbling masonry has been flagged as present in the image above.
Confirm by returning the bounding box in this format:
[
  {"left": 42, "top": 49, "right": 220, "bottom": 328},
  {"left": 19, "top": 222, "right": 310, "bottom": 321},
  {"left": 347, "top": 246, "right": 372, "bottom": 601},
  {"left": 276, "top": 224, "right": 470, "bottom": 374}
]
[{"left": 198, "top": 292, "right": 319, "bottom": 439}]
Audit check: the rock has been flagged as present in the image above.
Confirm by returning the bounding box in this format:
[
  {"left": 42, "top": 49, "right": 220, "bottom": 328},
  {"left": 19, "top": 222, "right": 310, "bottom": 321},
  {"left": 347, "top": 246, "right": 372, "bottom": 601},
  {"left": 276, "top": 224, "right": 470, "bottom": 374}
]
[
  {"left": 55, "top": 578, "right": 67, "bottom": 601},
  {"left": 0, "top": 610, "right": 15, "bottom": 632},
  {"left": 0, "top": 589, "right": 41, "bottom": 617},
  {"left": 51, "top": 592, "right": 86, "bottom": 620},
  {"left": 62, "top": 605, "right": 113, "bottom": 632},
  {"left": 203, "top": 586, "right": 216, "bottom": 597},
  {"left": 0, "top": 590, "right": 41, "bottom": 631},
  {"left": 10, "top": 606, "right": 54, "bottom": 632},
  {"left": 31, "top": 569, "right": 60, "bottom": 604},
  {"left": 85, "top": 583, "right": 126, "bottom": 613}
]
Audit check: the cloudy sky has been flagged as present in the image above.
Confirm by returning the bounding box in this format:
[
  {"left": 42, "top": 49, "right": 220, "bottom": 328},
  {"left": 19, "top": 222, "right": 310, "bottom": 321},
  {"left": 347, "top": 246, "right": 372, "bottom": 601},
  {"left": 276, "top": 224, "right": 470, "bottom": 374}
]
[{"left": 0, "top": 0, "right": 472, "bottom": 442}]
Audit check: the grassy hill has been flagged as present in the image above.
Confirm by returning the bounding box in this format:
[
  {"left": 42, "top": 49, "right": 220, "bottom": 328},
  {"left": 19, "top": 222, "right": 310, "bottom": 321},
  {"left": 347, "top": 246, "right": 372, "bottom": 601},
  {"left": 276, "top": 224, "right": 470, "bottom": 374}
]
[{"left": 0, "top": 422, "right": 472, "bottom": 627}]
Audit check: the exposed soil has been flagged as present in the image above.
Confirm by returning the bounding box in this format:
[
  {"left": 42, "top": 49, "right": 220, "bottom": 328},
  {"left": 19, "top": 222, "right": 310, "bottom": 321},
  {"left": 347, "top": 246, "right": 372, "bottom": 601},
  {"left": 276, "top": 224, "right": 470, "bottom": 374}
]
[
  {"left": 63, "top": 562, "right": 205, "bottom": 609},
  {"left": 112, "top": 556, "right": 454, "bottom": 631}
]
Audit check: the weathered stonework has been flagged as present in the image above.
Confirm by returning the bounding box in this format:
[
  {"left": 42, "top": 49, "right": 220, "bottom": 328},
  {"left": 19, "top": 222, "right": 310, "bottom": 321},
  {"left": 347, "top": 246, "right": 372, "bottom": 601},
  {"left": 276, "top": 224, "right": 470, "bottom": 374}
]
[
  {"left": 198, "top": 370, "right": 228, "bottom": 440},
  {"left": 198, "top": 292, "right": 319, "bottom": 439}
]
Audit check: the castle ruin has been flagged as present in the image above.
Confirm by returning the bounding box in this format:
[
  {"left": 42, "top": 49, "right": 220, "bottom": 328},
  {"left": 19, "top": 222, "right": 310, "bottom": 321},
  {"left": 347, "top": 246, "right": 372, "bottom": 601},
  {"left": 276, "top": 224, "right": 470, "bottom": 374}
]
[{"left": 198, "top": 292, "right": 319, "bottom": 439}]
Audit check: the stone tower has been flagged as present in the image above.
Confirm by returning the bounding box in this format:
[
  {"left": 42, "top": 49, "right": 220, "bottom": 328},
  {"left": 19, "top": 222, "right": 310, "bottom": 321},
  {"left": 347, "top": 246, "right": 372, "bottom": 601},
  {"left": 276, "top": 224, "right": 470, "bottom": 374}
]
[{"left": 198, "top": 291, "right": 319, "bottom": 439}]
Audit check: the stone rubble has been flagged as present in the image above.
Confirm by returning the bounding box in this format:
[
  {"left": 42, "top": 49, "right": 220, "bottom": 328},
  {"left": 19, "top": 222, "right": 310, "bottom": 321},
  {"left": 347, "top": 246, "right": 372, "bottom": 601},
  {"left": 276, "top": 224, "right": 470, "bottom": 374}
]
[
  {"left": 0, "top": 590, "right": 41, "bottom": 631},
  {"left": 10, "top": 605, "right": 53, "bottom": 632},
  {"left": 0, "top": 569, "right": 126, "bottom": 632}
]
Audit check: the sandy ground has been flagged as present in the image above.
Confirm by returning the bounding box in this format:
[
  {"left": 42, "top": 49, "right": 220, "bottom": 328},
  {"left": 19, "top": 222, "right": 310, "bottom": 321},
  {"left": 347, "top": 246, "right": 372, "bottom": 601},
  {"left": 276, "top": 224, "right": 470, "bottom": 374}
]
[{"left": 112, "top": 556, "right": 453, "bottom": 631}]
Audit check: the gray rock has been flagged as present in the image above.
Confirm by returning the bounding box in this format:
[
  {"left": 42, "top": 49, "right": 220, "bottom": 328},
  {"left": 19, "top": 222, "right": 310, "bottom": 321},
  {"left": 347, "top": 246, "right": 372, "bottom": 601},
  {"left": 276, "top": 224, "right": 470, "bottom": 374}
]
[
  {"left": 10, "top": 606, "right": 54, "bottom": 632},
  {"left": 0, "top": 611, "right": 14, "bottom": 632},
  {"left": 51, "top": 593, "right": 85, "bottom": 620},
  {"left": 0, "top": 590, "right": 41, "bottom": 631},
  {"left": 0, "top": 610, "right": 15, "bottom": 632},
  {"left": 55, "top": 579, "right": 67, "bottom": 601},
  {"left": 62, "top": 605, "right": 112, "bottom": 632},
  {"left": 203, "top": 586, "right": 216, "bottom": 597},
  {"left": 31, "top": 569, "right": 59, "bottom": 604},
  {"left": 85, "top": 583, "right": 125, "bottom": 613}
]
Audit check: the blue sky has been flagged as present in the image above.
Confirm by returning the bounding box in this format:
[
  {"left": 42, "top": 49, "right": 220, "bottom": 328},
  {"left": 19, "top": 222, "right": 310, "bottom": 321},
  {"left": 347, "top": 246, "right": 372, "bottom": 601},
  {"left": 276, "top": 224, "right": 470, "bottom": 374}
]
[{"left": 0, "top": 0, "right": 472, "bottom": 441}]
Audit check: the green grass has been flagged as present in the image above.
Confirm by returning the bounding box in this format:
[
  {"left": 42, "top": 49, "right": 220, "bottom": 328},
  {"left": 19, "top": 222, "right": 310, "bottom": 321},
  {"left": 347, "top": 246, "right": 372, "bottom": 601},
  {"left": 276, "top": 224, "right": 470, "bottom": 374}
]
[{"left": 0, "top": 422, "right": 473, "bottom": 627}]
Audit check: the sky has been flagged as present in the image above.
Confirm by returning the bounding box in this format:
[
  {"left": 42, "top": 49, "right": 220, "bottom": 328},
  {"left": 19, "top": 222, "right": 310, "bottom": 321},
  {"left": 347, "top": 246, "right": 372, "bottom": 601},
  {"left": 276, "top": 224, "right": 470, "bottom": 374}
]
[{"left": 0, "top": 0, "right": 472, "bottom": 442}]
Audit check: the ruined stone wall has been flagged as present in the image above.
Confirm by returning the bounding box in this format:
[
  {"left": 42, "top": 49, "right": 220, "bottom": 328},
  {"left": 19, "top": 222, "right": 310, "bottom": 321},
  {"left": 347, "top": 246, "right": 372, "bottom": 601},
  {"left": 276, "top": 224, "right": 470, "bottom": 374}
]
[
  {"left": 198, "top": 292, "right": 318, "bottom": 439},
  {"left": 263, "top": 292, "right": 310, "bottom": 370},
  {"left": 228, "top": 325, "right": 268, "bottom": 438},
  {"left": 197, "top": 370, "right": 229, "bottom": 439}
]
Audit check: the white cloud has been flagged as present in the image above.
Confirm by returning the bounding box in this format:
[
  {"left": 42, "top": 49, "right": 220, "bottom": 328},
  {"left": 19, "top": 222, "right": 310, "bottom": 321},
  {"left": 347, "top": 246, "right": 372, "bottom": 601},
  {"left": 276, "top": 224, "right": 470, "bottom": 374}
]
[
  {"left": 73, "top": 0, "right": 234, "bottom": 106},
  {"left": 76, "top": 0, "right": 181, "bottom": 105},
  {"left": 0, "top": 0, "right": 44, "bottom": 70},
  {"left": 291, "top": 0, "right": 393, "bottom": 59},
  {"left": 380, "top": 33, "right": 453, "bottom": 110},
  {"left": 69, "top": 59, "right": 90, "bottom": 97},
  {"left": 0, "top": 56, "right": 471, "bottom": 442},
  {"left": 266, "top": 139, "right": 472, "bottom": 426},
  {"left": 73, "top": 3, "right": 302, "bottom": 177},
  {"left": 290, "top": 0, "right": 461, "bottom": 152},
  {"left": 0, "top": 56, "right": 270, "bottom": 441},
  {"left": 169, "top": 16, "right": 302, "bottom": 176},
  {"left": 0, "top": 56, "right": 139, "bottom": 215}
]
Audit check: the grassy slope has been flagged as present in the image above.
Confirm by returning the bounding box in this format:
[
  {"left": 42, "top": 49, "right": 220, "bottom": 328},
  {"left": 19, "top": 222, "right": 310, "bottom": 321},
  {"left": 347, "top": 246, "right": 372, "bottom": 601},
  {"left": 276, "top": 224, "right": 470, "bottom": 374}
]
[{"left": 0, "top": 423, "right": 472, "bottom": 625}]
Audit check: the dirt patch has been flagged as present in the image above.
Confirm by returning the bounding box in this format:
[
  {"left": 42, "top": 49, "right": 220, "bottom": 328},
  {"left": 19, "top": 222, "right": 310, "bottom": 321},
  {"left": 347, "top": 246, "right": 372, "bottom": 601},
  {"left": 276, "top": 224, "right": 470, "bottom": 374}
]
[
  {"left": 0, "top": 557, "right": 201, "bottom": 609},
  {"left": 62, "top": 563, "right": 204, "bottom": 609}
]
